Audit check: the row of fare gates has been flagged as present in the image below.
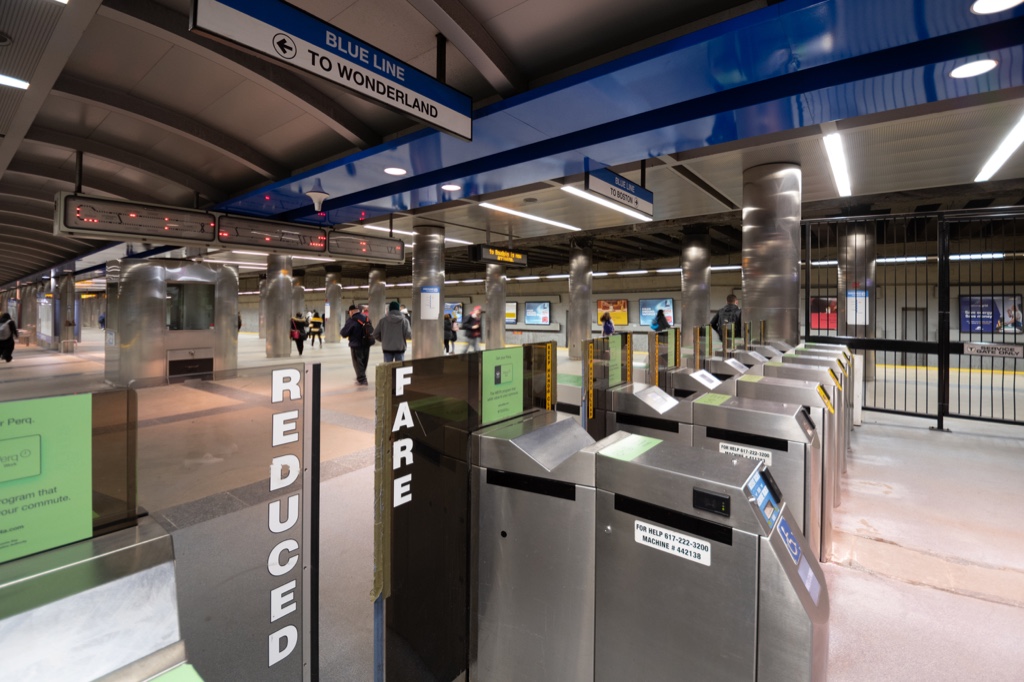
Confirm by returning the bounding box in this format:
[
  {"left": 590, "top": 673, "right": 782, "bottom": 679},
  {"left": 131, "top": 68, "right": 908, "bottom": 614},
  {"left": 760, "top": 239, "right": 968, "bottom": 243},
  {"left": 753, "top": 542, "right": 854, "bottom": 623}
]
[{"left": 378, "top": 329, "right": 855, "bottom": 681}]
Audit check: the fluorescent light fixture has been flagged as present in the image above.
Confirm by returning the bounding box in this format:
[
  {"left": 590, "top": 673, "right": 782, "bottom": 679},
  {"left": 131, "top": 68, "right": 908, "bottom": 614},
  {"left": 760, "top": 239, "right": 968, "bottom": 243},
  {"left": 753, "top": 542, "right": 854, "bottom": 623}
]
[
  {"left": 479, "top": 202, "right": 581, "bottom": 232},
  {"left": 592, "top": 272, "right": 609, "bottom": 277},
  {"left": 950, "top": 59, "right": 997, "bottom": 79},
  {"left": 656, "top": 268, "right": 682, "bottom": 274},
  {"left": 812, "top": 260, "right": 839, "bottom": 267},
  {"left": 294, "top": 256, "right": 336, "bottom": 262},
  {"left": 396, "top": 282, "right": 413, "bottom": 287},
  {"left": 445, "top": 237, "right": 473, "bottom": 245},
  {"left": 461, "top": 279, "right": 484, "bottom": 284},
  {"left": 515, "top": 276, "right": 541, "bottom": 281},
  {"left": 203, "top": 259, "right": 266, "bottom": 267},
  {"left": 0, "top": 74, "right": 30, "bottom": 90},
  {"left": 878, "top": 256, "right": 928, "bottom": 264},
  {"left": 951, "top": 252, "right": 1004, "bottom": 261},
  {"left": 616, "top": 270, "right": 649, "bottom": 276},
  {"left": 823, "top": 133, "right": 852, "bottom": 197},
  {"left": 52, "top": 0, "right": 69, "bottom": 4},
  {"left": 975, "top": 112, "right": 1024, "bottom": 182},
  {"left": 560, "top": 185, "right": 654, "bottom": 223},
  {"left": 441, "top": 184, "right": 461, "bottom": 191},
  {"left": 971, "top": 0, "right": 1024, "bottom": 14},
  {"left": 232, "top": 250, "right": 269, "bottom": 257},
  {"left": 238, "top": 265, "right": 266, "bottom": 270},
  {"left": 384, "top": 167, "right": 407, "bottom": 176},
  {"left": 710, "top": 265, "right": 742, "bottom": 272},
  {"left": 362, "top": 225, "right": 416, "bottom": 236},
  {"left": 545, "top": 274, "right": 570, "bottom": 279}
]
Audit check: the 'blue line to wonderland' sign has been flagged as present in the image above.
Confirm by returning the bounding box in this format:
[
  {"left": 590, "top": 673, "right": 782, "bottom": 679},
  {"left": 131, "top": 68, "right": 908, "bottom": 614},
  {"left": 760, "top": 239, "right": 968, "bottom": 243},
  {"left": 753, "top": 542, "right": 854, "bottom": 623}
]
[{"left": 192, "top": 0, "right": 473, "bottom": 140}]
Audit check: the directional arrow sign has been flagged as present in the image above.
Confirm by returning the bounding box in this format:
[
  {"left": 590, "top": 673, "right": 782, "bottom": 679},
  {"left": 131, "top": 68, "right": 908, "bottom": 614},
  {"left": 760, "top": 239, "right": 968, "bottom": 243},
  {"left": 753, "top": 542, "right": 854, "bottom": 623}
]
[{"left": 191, "top": 0, "right": 473, "bottom": 140}]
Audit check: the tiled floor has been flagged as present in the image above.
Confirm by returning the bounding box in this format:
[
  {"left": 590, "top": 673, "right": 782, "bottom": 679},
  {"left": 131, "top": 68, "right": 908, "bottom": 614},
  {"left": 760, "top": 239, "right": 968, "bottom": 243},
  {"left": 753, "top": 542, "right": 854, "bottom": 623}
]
[{"left": 3, "top": 330, "right": 1023, "bottom": 680}]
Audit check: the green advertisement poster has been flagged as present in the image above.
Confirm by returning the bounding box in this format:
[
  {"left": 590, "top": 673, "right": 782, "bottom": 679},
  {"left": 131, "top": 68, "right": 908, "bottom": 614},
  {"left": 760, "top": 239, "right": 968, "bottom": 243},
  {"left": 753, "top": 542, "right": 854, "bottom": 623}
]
[
  {"left": 481, "top": 347, "right": 524, "bottom": 425},
  {"left": 0, "top": 394, "right": 93, "bottom": 564},
  {"left": 609, "top": 338, "right": 622, "bottom": 387}
]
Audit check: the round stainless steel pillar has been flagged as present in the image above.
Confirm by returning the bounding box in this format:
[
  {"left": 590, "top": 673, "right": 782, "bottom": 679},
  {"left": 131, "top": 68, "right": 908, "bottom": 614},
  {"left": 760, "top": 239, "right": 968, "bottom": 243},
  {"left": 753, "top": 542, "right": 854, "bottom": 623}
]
[
  {"left": 258, "top": 278, "right": 267, "bottom": 339},
  {"left": 567, "top": 247, "right": 593, "bottom": 361},
  {"left": 291, "top": 269, "right": 306, "bottom": 319},
  {"left": 266, "top": 255, "right": 293, "bottom": 358},
  {"left": 485, "top": 264, "right": 506, "bottom": 349},
  {"left": 325, "top": 268, "right": 343, "bottom": 344},
  {"left": 838, "top": 224, "right": 877, "bottom": 380},
  {"left": 679, "top": 234, "right": 711, "bottom": 346},
  {"left": 369, "top": 268, "right": 387, "bottom": 324},
  {"left": 215, "top": 265, "right": 239, "bottom": 373},
  {"left": 57, "top": 274, "right": 76, "bottom": 351},
  {"left": 742, "top": 163, "right": 802, "bottom": 346},
  {"left": 412, "top": 225, "right": 445, "bottom": 359}
]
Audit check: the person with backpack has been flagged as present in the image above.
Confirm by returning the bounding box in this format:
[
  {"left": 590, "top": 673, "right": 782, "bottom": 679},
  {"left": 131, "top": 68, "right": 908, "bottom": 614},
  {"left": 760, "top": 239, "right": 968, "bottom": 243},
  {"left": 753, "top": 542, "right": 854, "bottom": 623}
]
[
  {"left": 0, "top": 312, "right": 18, "bottom": 363},
  {"left": 341, "top": 304, "right": 372, "bottom": 386},
  {"left": 374, "top": 301, "right": 412, "bottom": 362},
  {"left": 308, "top": 310, "right": 324, "bottom": 348},
  {"left": 710, "top": 294, "right": 742, "bottom": 341},
  {"left": 651, "top": 309, "right": 670, "bottom": 332}
]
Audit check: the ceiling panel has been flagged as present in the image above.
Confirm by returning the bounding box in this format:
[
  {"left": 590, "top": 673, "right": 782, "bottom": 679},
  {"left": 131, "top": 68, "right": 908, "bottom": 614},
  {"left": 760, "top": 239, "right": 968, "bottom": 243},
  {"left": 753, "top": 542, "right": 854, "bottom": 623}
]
[
  {"left": 90, "top": 111, "right": 172, "bottom": 155},
  {"left": 131, "top": 45, "right": 247, "bottom": 114},
  {"left": 34, "top": 97, "right": 112, "bottom": 137},
  {"left": 18, "top": 139, "right": 75, "bottom": 167},
  {"left": 196, "top": 80, "right": 310, "bottom": 142},
  {"left": 253, "top": 115, "right": 349, "bottom": 170},
  {"left": 64, "top": 14, "right": 173, "bottom": 91}
]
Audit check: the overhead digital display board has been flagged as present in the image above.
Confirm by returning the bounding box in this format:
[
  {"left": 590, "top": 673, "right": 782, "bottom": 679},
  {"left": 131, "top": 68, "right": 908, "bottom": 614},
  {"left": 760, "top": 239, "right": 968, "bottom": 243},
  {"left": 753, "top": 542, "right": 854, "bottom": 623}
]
[
  {"left": 217, "top": 215, "right": 327, "bottom": 253},
  {"left": 61, "top": 194, "right": 217, "bottom": 243},
  {"left": 328, "top": 231, "right": 405, "bottom": 264},
  {"left": 470, "top": 245, "right": 529, "bottom": 267}
]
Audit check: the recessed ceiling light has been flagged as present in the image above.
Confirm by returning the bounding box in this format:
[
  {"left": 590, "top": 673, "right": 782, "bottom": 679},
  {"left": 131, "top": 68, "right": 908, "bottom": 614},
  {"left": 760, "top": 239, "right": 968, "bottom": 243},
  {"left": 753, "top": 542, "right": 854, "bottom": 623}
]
[
  {"left": 384, "top": 167, "right": 407, "bottom": 176},
  {"left": 971, "top": 0, "right": 1024, "bottom": 14},
  {"left": 949, "top": 59, "right": 998, "bottom": 78},
  {"left": 441, "top": 184, "right": 461, "bottom": 191},
  {"left": 0, "top": 74, "right": 29, "bottom": 90}
]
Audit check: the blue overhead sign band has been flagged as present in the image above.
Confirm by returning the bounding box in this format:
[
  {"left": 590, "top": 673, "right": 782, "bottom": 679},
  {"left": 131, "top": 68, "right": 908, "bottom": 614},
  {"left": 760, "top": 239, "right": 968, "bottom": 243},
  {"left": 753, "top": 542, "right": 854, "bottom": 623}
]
[
  {"left": 191, "top": 0, "right": 473, "bottom": 140},
  {"left": 585, "top": 168, "right": 654, "bottom": 218}
]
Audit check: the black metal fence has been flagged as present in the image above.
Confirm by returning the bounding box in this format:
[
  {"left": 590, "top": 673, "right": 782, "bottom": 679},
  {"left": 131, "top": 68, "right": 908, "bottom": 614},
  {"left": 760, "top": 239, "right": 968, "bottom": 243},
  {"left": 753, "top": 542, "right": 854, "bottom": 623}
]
[{"left": 803, "top": 209, "right": 1024, "bottom": 428}]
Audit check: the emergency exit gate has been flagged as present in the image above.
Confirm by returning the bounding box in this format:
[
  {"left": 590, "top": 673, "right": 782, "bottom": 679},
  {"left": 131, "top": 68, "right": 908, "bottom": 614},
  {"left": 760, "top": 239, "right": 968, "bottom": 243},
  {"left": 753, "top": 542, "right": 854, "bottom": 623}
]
[{"left": 802, "top": 208, "right": 1024, "bottom": 428}]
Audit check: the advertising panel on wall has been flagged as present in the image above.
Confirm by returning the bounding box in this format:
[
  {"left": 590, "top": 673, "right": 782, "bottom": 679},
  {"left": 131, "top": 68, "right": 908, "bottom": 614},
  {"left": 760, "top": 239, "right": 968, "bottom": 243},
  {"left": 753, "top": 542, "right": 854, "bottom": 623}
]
[
  {"left": 639, "top": 298, "right": 673, "bottom": 327},
  {"left": 525, "top": 301, "right": 551, "bottom": 325},
  {"left": 960, "top": 295, "right": 1022, "bottom": 332},
  {"left": 444, "top": 302, "right": 463, "bottom": 323},
  {"left": 505, "top": 302, "right": 517, "bottom": 324},
  {"left": 597, "top": 299, "right": 628, "bottom": 326},
  {"left": 810, "top": 297, "right": 838, "bottom": 330}
]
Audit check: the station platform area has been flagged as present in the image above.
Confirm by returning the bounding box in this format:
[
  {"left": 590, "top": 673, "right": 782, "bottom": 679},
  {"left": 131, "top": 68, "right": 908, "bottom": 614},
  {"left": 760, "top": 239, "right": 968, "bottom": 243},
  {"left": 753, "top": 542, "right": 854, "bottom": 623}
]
[{"left": 1, "top": 328, "right": 1023, "bottom": 680}]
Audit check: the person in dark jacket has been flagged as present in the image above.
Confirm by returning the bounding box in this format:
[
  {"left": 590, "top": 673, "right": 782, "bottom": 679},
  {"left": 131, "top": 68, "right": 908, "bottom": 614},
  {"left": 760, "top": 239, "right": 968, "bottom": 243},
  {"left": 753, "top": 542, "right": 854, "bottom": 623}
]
[
  {"left": 374, "top": 301, "right": 412, "bottom": 362},
  {"left": 443, "top": 313, "right": 455, "bottom": 354},
  {"left": 340, "top": 304, "right": 370, "bottom": 386},
  {"left": 308, "top": 310, "right": 324, "bottom": 348},
  {"left": 710, "top": 294, "right": 742, "bottom": 341},
  {"left": 0, "top": 312, "right": 18, "bottom": 363},
  {"left": 601, "top": 311, "right": 614, "bottom": 336},
  {"left": 290, "top": 312, "right": 307, "bottom": 356},
  {"left": 652, "top": 309, "right": 670, "bottom": 332}
]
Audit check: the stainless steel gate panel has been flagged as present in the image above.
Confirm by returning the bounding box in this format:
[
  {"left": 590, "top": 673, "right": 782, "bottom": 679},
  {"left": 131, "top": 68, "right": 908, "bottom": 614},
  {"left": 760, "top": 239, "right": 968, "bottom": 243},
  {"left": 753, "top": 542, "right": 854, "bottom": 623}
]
[
  {"left": 605, "top": 383, "right": 695, "bottom": 446},
  {"left": 780, "top": 354, "right": 850, "bottom": 468}
]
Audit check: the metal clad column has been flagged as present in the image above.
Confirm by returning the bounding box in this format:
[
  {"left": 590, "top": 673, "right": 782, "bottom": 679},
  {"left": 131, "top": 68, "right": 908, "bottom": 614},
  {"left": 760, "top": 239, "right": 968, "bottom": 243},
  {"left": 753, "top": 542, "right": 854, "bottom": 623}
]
[
  {"left": 369, "top": 268, "right": 387, "bottom": 324},
  {"left": 838, "top": 224, "right": 877, "bottom": 380},
  {"left": 325, "top": 267, "right": 343, "bottom": 344},
  {"left": 215, "top": 265, "right": 239, "bottom": 373},
  {"left": 742, "top": 164, "right": 802, "bottom": 346},
  {"left": 412, "top": 225, "right": 444, "bottom": 359},
  {"left": 57, "top": 274, "right": 76, "bottom": 352},
  {"left": 266, "top": 255, "right": 293, "bottom": 358},
  {"left": 292, "top": 269, "right": 306, "bottom": 318},
  {"left": 568, "top": 247, "right": 593, "bottom": 360},
  {"left": 258, "top": 278, "right": 267, "bottom": 339},
  {"left": 680, "top": 233, "right": 711, "bottom": 345},
  {"left": 485, "top": 264, "right": 506, "bottom": 349}
]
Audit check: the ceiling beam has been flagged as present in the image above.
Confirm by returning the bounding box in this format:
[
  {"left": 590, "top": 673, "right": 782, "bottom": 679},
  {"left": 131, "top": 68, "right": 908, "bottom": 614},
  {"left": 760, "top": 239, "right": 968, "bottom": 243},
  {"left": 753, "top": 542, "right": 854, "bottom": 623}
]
[
  {"left": 100, "top": 0, "right": 382, "bottom": 150},
  {"left": 0, "top": 223, "right": 89, "bottom": 250},
  {"left": 25, "top": 127, "right": 228, "bottom": 203},
  {"left": 406, "top": 0, "right": 525, "bottom": 95},
  {"left": 5, "top": 159, "right": 166, "bottom": 204},
  {"left": 51, "top": 75, "right": 289, "bottom": 182},
  {"left": 0, "top": 0, "right": 103, "bottom": 180},
  {"left": 0, "top": 186, "right": 58, "bottom": 205},
  {"left": 709, "top": 225, "right": 742, "bottom": 249}
]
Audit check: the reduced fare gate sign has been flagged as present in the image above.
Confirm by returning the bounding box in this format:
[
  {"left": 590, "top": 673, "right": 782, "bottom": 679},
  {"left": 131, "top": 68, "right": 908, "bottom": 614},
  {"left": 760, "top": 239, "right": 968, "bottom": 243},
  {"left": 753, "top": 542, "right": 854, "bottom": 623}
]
[{"left": 192, "top": 0, "right": 472, "bottom": 139}]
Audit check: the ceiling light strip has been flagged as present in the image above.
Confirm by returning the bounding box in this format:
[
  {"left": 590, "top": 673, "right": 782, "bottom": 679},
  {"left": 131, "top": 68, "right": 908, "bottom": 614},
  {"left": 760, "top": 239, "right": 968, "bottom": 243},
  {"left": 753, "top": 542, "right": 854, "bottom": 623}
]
[
  {"left": 479, "top": 202, "right": 581, "bottom": 232},
  {"left": 975, "top": 112, "right": 1024, "bottom": 182},
  {"left": 560, "top": 185, "right": 654, "bottom": 223},
  {"left": 823, "top": 133, "right": 852, "bottom": 197}
]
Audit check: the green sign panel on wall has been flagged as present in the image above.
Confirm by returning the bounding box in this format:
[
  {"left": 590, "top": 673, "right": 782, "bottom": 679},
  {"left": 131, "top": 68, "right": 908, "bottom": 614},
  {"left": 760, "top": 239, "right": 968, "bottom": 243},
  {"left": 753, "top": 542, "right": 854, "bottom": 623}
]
[
  {"left": 0, "top": 394, "right": 93, "bottom": 564},
  {"left": 481, "top": 347, "right": 524, "bottom": 426}
]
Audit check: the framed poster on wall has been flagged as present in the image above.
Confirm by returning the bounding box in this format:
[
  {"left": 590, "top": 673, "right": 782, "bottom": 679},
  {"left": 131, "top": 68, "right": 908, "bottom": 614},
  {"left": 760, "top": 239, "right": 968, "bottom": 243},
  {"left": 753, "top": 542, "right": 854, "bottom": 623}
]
[
  {"left": 639, "top": 298, "right": 673, "bottom": 327},
  {"left": 444, "top": 301, "right": 464, "bottom": 323},
  {"left": 505, "top": 302, "right": 517, "bottom": 324},
  {"left": 524, "top": 301, "right": 551, "bottom": 325},
  {"left": 960, "top": 294, "right": 1022, "bottom": 332},
  {"left": 596, "top": 299, "right": 628, "bottom": 326}
]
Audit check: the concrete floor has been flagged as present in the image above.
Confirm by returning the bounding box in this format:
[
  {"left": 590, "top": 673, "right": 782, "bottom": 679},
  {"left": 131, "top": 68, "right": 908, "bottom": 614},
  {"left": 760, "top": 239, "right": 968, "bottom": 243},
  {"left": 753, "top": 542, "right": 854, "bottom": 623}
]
[{"left": 2, "top": 329, "right": 1023, "bottom": 680}]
